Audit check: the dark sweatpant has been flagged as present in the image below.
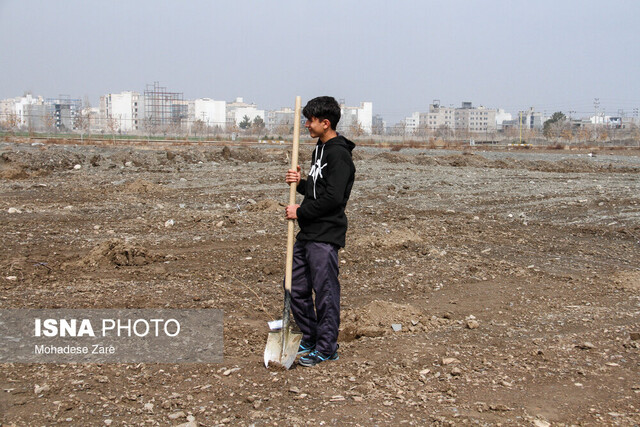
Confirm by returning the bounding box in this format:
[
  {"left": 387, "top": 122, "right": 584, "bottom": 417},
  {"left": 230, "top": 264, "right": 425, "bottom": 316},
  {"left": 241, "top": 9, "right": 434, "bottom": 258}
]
[{"left": 289, "top": 240, "right": 340, "bottom": 356}]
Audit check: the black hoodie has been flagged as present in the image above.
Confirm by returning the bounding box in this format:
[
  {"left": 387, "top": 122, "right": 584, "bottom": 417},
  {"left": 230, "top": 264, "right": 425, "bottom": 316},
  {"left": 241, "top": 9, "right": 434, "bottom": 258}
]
[{"left": 296, "top": 135, "right": 356, "bottom": 248}]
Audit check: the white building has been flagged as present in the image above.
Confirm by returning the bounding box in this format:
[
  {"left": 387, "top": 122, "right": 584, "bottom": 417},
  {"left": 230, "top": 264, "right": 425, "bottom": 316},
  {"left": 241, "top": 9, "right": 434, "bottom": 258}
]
[
  {"left": 519, "top": 108, "right": 545, "bottom": 130},
  {"left": 402, "top": 112, "right": 421, "bottom": 133},
  {"left": 46, "top": 97, "right": 83, "bottom": 131},
  {"left": 338, "top": 101, "right": 373, "bottom": 134},
  {"left": 454, "top": 102, "right": 497, "bottom": 133},
  {"left": 101, "top": 91, "right": 143, "bottom": 132},
  {"left": 266, "top": 107, "right": 295, "bottom": 132},
  {"left": 495, "top": 109, "right": 513, "bottom": 129},
  {"left": 417, "top": 101, "right": 498, "bottom": 133},
  {"left": 3, "top": 94, "right": 59, "bottom": 131},
  {"left": 193, "top": 98, "right": 226, "bottom": 129},
  {"left": 419, "top": 101, "right": 455, "bottom": 130},
  {"left": 226, "top": 97, "right": 264, "bottom": 127},
  {"left": 0, "top": 98, "right": 15, "bottom": 127},
  {"left": 2, "top": 94, "right": 88, "bottom": 132},
  {"left": 83, "top": 107, "right": 102, "bottom": 133},
  {"left": 14, "top": 94, "right": 46, "bottom": 129},
  {"left": 501, "top": 108, "right": 546, "bottom": 131}
]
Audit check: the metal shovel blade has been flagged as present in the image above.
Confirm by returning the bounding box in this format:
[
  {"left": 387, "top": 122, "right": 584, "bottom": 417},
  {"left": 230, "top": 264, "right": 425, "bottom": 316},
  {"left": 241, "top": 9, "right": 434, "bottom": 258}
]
[{"left": 264, "top": 328, "right": 302, "bottom": 369}]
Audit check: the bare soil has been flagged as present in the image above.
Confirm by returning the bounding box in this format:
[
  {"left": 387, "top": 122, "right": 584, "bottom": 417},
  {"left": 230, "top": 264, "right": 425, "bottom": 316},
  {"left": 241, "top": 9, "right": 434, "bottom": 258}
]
[{"left": 1, "top": 139, "right": 639, "bottom": 426}]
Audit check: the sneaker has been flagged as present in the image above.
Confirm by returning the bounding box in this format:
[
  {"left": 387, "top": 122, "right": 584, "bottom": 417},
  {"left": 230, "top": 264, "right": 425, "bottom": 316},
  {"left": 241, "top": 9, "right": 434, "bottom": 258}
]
[
  {"left": 298, "top": 348, "right": 339, "bottom": 367},
  {"left": 297, "top": 340, "right": 316, "bottom": 355}
]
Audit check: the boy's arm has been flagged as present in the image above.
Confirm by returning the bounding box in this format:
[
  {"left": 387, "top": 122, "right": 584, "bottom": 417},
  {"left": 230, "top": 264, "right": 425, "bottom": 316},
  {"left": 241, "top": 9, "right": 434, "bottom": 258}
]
[
  {"left": 286, "top": 165, "right": 307, "bottom": 195},
  {"left": 296, "top": 153, "right": 351, "bottom": 219},
  {"left": 297, "top": 178, "right": 307, "bottom": 195}
]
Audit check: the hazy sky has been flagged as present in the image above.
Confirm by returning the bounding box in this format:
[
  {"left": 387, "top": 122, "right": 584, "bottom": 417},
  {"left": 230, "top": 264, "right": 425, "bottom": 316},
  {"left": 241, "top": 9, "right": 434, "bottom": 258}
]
[{"left": 1, "top": 0, "right": 638, "bottom": 123}]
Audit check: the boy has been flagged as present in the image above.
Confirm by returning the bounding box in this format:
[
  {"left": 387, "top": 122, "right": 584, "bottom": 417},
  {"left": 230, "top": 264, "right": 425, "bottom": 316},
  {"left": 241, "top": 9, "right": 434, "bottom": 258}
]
[{"left": 285, "top": 96, "right": 356, "bottom": 367}]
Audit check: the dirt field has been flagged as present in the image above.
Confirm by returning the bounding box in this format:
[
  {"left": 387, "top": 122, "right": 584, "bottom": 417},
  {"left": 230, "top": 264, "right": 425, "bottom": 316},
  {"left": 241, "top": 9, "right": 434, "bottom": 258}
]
[{"left": 1, "top": 138, "right": 639, "bottom": 426}]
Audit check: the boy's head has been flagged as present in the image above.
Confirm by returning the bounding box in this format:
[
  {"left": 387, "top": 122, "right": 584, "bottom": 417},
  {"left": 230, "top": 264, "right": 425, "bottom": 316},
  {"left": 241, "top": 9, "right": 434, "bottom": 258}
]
[{"left": 302, "top": 96, "right": 341, "bottom": 130}]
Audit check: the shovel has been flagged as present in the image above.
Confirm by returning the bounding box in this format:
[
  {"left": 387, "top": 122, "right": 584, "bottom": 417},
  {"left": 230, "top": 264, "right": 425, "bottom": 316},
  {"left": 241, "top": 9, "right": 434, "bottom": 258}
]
[{"left": 264, "top": 96, "right": 303, "bottom": 369}]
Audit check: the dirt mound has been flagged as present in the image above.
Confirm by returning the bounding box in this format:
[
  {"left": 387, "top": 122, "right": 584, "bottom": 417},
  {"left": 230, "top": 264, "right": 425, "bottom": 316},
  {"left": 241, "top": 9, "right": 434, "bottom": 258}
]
[
  {"left": 439, "top": 153, "right": 491, "bottom": 168},
  {"left": 1, "top": 149, "right": 87, "bottom": 172},
  {"left": 373, "top": 152, "right": 411, "bottom": 163},
  {"left": 613, "top": 270, "right": 640, "bottom": 292},
  {"left": 245, "top": 199, "right": 284, "bottom": 212},
  {"left": 341, "top": 300, "right": 428, "bottom": 340},
  {"left": 73, "top": 239, "right": 159, "bottom": 268},
  {"left": 230, "top": 147, "right": 270, "bottom": 163},
  {"left": 176, "top": 149, "right": 208, "bottom": 164},
  {"left": 204, "top": 147, "right": 273, "bottom": 163},
  {"left": 351, "top": 150, "right": 368, "bottom": 161},
  {"left": 411, "top": 154, "right": 440, "bottom": 166},
  {"left": 120, "top": 179, "right": 166, "bottom": 194},
  {"left": 352, "top": 227, "right": 422, "bottom": 248},
  {"left": 0, "top": 162, "right": 29, "bottom": 179},
  {"left": 109, "top": 149, "right": 169, "bottom": 168},
  {"left": 485, "top": 157, "right": 640, "bottom": 174}
]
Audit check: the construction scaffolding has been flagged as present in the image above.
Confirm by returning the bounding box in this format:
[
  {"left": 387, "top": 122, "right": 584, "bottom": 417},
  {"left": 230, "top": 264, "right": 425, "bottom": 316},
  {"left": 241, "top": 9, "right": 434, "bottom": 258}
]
[{"left": 143, "top": 82, "right": 185, "bottom": 129}]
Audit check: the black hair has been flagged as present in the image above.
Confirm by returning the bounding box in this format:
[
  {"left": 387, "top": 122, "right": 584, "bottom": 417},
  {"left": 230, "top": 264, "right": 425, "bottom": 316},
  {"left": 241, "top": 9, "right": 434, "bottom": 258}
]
[{"left": 302, "top": 96, "right": 341, "bottom": 130}]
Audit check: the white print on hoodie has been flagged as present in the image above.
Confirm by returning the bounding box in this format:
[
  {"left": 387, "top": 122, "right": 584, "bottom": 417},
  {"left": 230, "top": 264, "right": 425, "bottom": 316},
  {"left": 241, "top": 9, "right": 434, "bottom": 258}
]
[{"left": 308, "top": 144, "right": 326, "bottom": 199}]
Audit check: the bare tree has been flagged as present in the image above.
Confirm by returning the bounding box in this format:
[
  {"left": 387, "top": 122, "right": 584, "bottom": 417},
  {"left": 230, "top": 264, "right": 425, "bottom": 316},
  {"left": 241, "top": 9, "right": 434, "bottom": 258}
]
[
  {"left": 415, "top": 123, "right": 431, "bottom": 139},
  {"left": 560, "top": 126, "right": 573, "bottom": 142},
  {"left": 578, "top": 126, "right": 592, "bottom": 143},
  {"left": 371, "top": 120, "right": 385, "bottom": 136},
  {"left": 349, "top": 120, "right": 365, "bottom": 138},
  {"left": 140, "top": 117, "right": 156, "bottom": 137},
  {"left": 106, "top": 116, "right": 119, "bottom": 142},
  {"left": 2, "top": 112, "right": 21, "bottom": 133},
  {"left": 274, "top": 122, "right": 292, "bottom": 138},
  {"left": 74, "top": 112, "right": 86, "bottom": 141},
  {"left": 596, "top": 126, "right": 610, "bottom": 143},
  {"left": 226, "top": 122, "right": 239, "bottom": 136},
  {"left": 43, "top": 111, "right": 56, "bottom": 134},
  {"left": 192, "top": 119, "right": 206, "bottom": 138},
  {"left": 503, "top": 126, "right": 518, "bottom": 140},
  {"left": 435, "top": 124, "right": 452, "bottom": 140},
  {"left": 628, "top": 123, "right": 640, "bottom": 145}
]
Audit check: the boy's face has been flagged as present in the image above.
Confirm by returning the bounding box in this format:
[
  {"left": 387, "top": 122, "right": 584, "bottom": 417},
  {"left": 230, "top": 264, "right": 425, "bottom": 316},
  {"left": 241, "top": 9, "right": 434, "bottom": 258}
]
[{"left": 305, "top": 116, "right": 331, "bottom": 139}]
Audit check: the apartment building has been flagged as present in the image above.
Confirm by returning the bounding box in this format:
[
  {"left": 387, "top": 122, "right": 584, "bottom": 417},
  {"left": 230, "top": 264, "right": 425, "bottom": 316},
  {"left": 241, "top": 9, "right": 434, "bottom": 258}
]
[
  {"left": 226, "top": 97, "right": 264, "bottom": 127},
  {"left": 402, "top": 112, "right": 421, "bottom": 133},
  {"left": 101, "top": 91, "right": 143, "bottom": 132},
  {"left": 496, "top": 109, "right": 513, "bottom": 130},
  {"left": 411, "top": 101, "right": 498, "bottom": 134},
  {"left": 192, "top": 98, "right": 226, "bottom": 129},
  {"left": 7, "top": 94, "right": 48, "bottom": 130},
  {"left": 372, "top": 114, "right": 385, "bottom": 134},
  {"left": 1, "top": 94, "right": 82, "bottom": 131},
  {"left": 454, "top": 102, "right": 497, "bottom": 133},
  {"left": 266, "top": 107, "right": 295, "bottom": 133},
  {"left": 338, "top": 101, "right": 373, "bottom": 134},
  {"left": 502, "top": 108, "right": 545, "bottom": 130},
  {"left": 46, "top": 97, "right": 82, "bottom": 131},
  {"left": 419, "top": 101, "right": 455, "bottom": 130}
]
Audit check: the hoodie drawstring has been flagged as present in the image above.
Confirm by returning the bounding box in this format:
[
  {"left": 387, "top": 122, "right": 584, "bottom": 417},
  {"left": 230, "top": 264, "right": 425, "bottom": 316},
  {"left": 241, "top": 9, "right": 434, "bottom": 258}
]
[{"left": 310, "top": 144, "right": 325, "bottom": 199}]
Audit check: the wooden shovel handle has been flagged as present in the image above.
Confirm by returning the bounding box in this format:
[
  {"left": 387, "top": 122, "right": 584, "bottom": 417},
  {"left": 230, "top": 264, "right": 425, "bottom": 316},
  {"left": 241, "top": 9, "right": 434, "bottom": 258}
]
[{"left": 284, "top": 96, "right": 301, "bottom": 293}]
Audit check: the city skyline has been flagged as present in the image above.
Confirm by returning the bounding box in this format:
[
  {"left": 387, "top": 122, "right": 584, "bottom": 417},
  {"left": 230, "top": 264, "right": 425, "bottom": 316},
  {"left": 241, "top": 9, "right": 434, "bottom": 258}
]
[
  {"left": 2, "top": 86, "right": 634, "bottom": 126},
  {"left": 1, "top": 0, "right": 638, "bottom": 124}
]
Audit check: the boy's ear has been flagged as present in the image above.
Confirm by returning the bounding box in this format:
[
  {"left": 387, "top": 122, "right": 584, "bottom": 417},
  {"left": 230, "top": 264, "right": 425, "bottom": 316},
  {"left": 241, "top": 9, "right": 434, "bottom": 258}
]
[{"left": 321, "top": 118, "right": 331, "bottom": 129}]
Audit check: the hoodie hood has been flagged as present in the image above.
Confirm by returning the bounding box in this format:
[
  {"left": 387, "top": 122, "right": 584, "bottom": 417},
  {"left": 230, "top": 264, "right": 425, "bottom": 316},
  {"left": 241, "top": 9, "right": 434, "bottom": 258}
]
[{"left": 320, "top": 134, "right": 355, "bottom": 152}]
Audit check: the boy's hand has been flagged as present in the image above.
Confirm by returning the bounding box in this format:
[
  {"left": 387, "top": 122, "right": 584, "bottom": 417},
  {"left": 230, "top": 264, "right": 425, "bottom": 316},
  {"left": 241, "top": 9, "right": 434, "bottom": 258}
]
[
  {"left": 285, "top": 204, "right": 299, "bottom": 220},
  {"left": 285, "top": 166, "right": 301, "bottom": 185}
]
